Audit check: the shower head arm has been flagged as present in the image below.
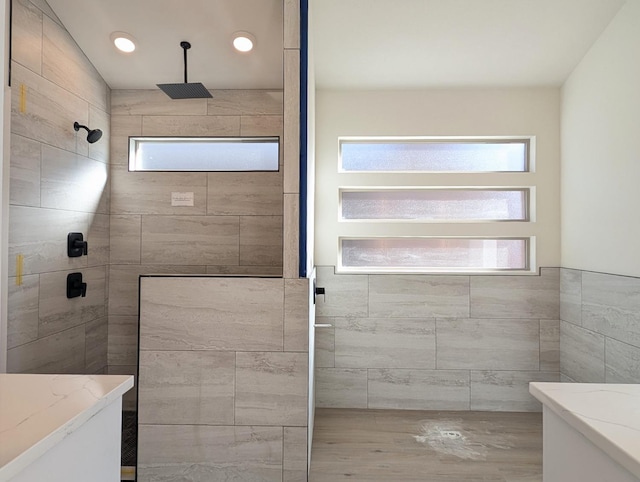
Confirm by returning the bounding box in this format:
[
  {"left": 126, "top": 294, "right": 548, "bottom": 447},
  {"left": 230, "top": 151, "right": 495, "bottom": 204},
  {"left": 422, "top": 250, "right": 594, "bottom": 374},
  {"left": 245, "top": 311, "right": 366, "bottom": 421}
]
[
  {"left": 74, "top": 121, "right": 88, "bottom": 133},
  {"left": 181, "top": 41, "right": 191, "bottom": 84}
]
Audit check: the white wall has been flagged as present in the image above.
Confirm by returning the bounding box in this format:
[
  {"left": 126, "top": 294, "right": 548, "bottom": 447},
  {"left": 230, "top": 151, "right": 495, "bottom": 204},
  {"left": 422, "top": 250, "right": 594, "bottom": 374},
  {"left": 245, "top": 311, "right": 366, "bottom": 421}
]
[
  {"left": 561, "top": 0, "right": 640, "bottom": 277},
  {"left": 315, "top": 88, "right": 561, "bottom": 268}
]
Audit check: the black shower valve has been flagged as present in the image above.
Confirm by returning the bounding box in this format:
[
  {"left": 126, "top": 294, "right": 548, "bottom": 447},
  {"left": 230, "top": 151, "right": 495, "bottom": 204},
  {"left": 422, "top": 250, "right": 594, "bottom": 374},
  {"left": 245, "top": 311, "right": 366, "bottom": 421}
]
[
  {"left": 67, "top": 272, "right": 87, "bottom": 298},
  {"left": 68, "top": 232, "right": 88, "bottom": 257}
]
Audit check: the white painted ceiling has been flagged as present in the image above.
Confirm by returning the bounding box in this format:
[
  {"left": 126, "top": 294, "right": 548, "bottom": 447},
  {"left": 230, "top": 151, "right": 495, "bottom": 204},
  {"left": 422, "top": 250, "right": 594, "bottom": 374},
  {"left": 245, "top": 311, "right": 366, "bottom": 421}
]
[
  {"left": 312, "top": 0, "right": 627, "bottom": 89},
  {"left": 46, "top": 0, "right": 284, "bottom": 90},
  {"left": 45, "top": 0, "right": 627, "bottom": 91}
]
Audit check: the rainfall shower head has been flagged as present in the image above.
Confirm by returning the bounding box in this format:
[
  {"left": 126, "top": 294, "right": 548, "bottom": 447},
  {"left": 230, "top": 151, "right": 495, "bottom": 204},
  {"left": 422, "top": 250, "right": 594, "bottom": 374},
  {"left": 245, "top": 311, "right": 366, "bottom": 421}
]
[
  {"left": 73, "top": 122, "right": 103, "bottom": 143},
  {"left": 157, "top": 41, "right": 212, "bottom": 99}
]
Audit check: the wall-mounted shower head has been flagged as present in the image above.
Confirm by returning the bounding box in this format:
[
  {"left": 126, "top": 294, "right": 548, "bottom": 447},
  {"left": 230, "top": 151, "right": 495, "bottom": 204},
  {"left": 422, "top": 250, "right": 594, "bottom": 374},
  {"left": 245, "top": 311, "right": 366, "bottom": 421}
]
[{"left": 74, "top": 121, "right": 103, "bottom": 144}]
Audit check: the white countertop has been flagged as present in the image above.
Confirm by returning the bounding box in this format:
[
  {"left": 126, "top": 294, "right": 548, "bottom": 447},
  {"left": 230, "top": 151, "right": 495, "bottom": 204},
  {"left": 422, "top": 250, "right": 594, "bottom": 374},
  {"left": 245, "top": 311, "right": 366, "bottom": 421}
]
[
  {"left": 530, "top": 382, "right": 640, "bottom": 479},
  {"left": 0, "top": 374, "right": 134, "bottom": 480}
]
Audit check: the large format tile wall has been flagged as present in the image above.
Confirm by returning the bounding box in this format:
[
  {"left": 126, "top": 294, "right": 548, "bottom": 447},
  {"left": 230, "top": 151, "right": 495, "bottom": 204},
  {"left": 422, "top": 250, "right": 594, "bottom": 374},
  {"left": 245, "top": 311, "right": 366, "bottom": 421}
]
[
  {"left": 7, "top": 0, "right": 111, "bottom": 374},
  {"left": 137, "top": 276, "right": 308, "bottom": 481},
  {"left": 560, "top": 268, "right": 640, "bottom": 383},
  {"left": 107, "top": 89, "right": 284, "bottom": 406},
  {"left": 315, "top": 266, "right": 561, "bottom": 412}
]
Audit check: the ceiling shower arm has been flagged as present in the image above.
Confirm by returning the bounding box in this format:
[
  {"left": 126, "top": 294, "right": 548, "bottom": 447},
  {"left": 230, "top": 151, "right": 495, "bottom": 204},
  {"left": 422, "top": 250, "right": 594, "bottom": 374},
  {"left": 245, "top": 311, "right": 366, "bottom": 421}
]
[{"left": 181, "top": 41, "right": 191, "bottom": 84}]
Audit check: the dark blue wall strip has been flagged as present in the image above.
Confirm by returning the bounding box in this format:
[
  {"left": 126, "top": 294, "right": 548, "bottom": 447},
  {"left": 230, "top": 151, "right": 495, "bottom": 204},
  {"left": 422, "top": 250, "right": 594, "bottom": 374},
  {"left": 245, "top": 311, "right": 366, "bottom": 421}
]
[{"left": 299, "top": 0, "right": 309, "bottom": 278}]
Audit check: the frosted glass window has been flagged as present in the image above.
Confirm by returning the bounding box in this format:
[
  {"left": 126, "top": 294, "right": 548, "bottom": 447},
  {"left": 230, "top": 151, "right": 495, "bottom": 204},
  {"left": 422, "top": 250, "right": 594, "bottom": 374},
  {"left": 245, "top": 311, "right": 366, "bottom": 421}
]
[
  {"left": 340, "top": 140, "right": 528, "bottom": 172},
  {"left": 129, "top": 137, "right": 279, "bottom": 171},
  {"left": 341, "top": 189, "right": 528, "bottom": 221},
  {"left": 341, "top": 238, "right": 528, "bottom": 272}
]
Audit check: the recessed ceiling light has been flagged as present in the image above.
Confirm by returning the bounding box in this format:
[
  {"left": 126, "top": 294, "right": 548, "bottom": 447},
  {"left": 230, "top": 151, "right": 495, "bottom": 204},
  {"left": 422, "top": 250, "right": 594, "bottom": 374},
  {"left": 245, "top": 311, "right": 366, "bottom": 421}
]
[
  {"left": 232, "top": 31, "right": 255, "bottom": 53},
  {"left": 111, "top": 32, "right": 136, "bottom": 53}
]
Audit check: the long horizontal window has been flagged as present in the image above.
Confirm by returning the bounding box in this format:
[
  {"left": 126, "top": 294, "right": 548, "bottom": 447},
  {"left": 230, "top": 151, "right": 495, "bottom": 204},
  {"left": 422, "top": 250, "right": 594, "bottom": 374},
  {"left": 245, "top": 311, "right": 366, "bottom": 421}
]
[
  {"left": 129, "top": 137, "right": 279, "bottom": 172},
  {"left": 340, "top": 188, "right": 529, "bottom": 222},
  {"left": 340, "top": 238, "right": 529, "bottom": 272},
  {"left": 340, "top": 139, "right": 528, "bottom": 172}
]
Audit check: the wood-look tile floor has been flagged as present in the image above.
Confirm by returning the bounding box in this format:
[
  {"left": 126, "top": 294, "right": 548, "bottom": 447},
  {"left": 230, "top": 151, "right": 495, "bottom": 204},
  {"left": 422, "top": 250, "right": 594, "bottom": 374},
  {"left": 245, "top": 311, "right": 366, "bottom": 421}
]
[{"left": 309, "top": 409, "right": 542, "bottom": 482}]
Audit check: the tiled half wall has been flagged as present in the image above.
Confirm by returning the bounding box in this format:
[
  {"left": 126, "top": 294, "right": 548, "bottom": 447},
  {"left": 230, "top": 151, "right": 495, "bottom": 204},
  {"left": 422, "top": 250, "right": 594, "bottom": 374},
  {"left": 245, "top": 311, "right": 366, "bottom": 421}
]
[
  {"left": 560, "top": 269, "right": 640, "bottom": 384},
  {"left": 137, "top": 276, "right": 308, "bottom": 482},
  {"left": 315, "top": 267, "right": 562, "bottom": 412}
]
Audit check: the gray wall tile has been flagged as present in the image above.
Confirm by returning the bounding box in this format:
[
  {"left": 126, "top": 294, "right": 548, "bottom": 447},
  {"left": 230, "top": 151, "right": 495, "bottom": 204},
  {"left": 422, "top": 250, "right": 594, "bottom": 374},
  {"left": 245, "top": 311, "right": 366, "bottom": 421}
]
[
  {"left": 284, "top": 279, "right": 309, "bottom": 352},
  {"left": 368, "top": 369, "right": 470, "bottom": 411},
  {"left": 107, "top": 315, "right": 138, "bottom": 366},
  {"left": 335, "top": 318, "right": 436, "bottom": 369},
  {"left": 540, "top": 319, "right": 560, "bottom": 371},
  {"left": 369, "top": 275, "right": 469, "bottom": 318},
  {"left": 240, "top": 115, "right": 283, "bottom": 136},
  {"left": 139, "top": 277, "right": 284, "bottom": 351},
  {"left": 7, "top": 275, "right": 39, "bottom": 349},
  {"left": 560, "top": 321, "right": 605, "bottom": 382},
  {"left": 42, "top": 16, "right": 109, "bottom": 110},
  {"left": 110, "top": 215, "right": 141, "bottom": 264},
  {"left": 436, "top": 318, "right": 539, "bottom": 370},
  {"left": 284, "top": 427, "right": 307, "bottom": 482},
  {"left": 470, "top": 371, "right": 559, "bottom": 411},
  {"left": 284, "top": 50, "right": 300, "bottom": 194},
  {"left": 88, "top": 105, "right": 110, "bottom": 163},
  {"left": 138, "top": 425, "right": 283, "bottom": 482},
  {"left": 87, "top": 213, "right": 110, "bottom": 267},
  {"left": 85, "top": 316, "right": 107, "bottom": 373},
  {"left": 11, "top": 0, "right": 43, "bottom": 74},
  {"left": 142, "top": 115, "right": 240, "bottom": 136},
  {"left": 11, "top": 62, "right": 89, "bottom": 155},
  {"left": 206, "top": 265, "right": 282, "bottom": 276},
  {"left": 315, "top": 320, "right": 335, "bottom": 368},
  {"left": 470, "top": 268, "right": 560, "bottom": 319},
  {"left": 239, "top": 216, "right": 282, "bottom": 267},
  {"left": 110, "top": 115, "right": 141, "bottom": 164},
  {"left": 315, "top": 368, "right": 367, "bottom": 409},
  {"left": 139, "top": 350, "right": 235, "bottom": 425},
  {"left": 111, "top": 166, "right": 207, "bottom": 215},
  {"left": 141, "top": 215, "right": 239, "bottom": 266},
  {"left": 10, "top": 133, "right": 41, "bottom": 207},
  {"left": 207, "top": 171, "right": 283, "bottom": 216},
  {"left": 283, "top": 194, "right": 299, "bottom": 278},
  {"left": 207, "top": 90, "right": 283, "bottom": 116},
  {"left": 605, "top": 338, "right": 640, "bottom": 383},
  {"left": 108, "top": 264, "right": 206, "bottom": 316},
  {"left": 582, "top": 271, "right": 640, "bottom": 348},
  {"left": 235, "top": 352, "right": 308, "bottom": 426},
  {"left": 7, "top": 324, "right": 85, "bottom": 374},
  {"left": 112, "top": 89, "right": 208, "bottom": 116},
  {"left": 316, "top": 267, "right": 368, "bottom": 317}
]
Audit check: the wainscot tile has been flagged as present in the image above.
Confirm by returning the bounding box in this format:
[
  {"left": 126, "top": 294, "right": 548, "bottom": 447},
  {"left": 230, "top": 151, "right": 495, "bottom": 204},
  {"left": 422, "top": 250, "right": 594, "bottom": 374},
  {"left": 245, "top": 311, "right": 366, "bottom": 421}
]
[
  {"left": 315, "top": 318, "right": 335, "bottom": 368},
  {"left": 369, "top": 275, "right": 469, "bottom": 318},
  {"left": 315, "top": 368, "right": 367, "bottom": 409},
  {"left": 560, "top": 321, "right": 605, "bottom": 382},
  {"left": 138, "top": 350, "right": 235, "bottom": 425},
  {"left": 85, "top": 316, "right": 107, "bottom": 373},
  {"left": 139, "top": 277, "right": 284, "bottom": 351},
  {"left": 107, "top": 315, "right": 139, "bottom": 366},
  {"left": 540, "top": 319, "right": 560, "bottom": 371},
  {"left": 137, "top": 425, "right": 283, "bottom": 482},
  {"left": 316, "top": 267, "right": 368, "bottom": 318},
  {"left": 368, "top": 369, "right": 470, "bottom": 411},
  {"left": 582, "top": 271, "right": 640, "bottom": 348},
  {"left": 285, "top": 278, "right": 309, "bottom": 352},
  {"left": 335, "top": 318, "right": 436, "bottom": 369},
  {"left": 436, "top": 318, "right": 539, "bottom": 371},
  {"left": 605, "top": 338, "right": 640, "bottom": 383},
  {"left": 470, "top": 370, "right": 560, "bottom": 411},
  {"left": 470, "top": 268, "right": 560, "bottom": 319},
  {"left": 284, "top": 427, "right": 307, "bottom": 482},
  {"left": 283, "top": 194, "right": 299, "bottom": 278},
  {"left": 235, "top": 352, "right": 308, "bottom": 426}
]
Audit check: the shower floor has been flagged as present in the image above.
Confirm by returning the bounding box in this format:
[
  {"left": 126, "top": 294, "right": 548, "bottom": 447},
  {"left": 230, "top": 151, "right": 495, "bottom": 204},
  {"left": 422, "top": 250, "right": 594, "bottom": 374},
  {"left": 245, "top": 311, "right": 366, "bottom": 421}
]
[{"left": 309, "top": 408, "right": 542, "bottom": 482}]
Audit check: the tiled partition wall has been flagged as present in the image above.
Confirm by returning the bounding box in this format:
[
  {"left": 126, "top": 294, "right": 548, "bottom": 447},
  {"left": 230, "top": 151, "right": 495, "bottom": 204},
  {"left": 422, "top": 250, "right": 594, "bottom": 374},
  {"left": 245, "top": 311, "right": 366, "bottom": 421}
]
[
  {"left": 315, "top": 267, "right": 561, "bottom": 412},
  {"left": 560, "top": 268, "right": 640, "bottom": 383},
  {"left": 107, "top": 89, "right": 284, "bottom": 407},
  {"left": 137, "top": 276, "right": 309, "bottom": 482},
  {"left": 7, "top": 0, "right": 111, "bottom": 374}
]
